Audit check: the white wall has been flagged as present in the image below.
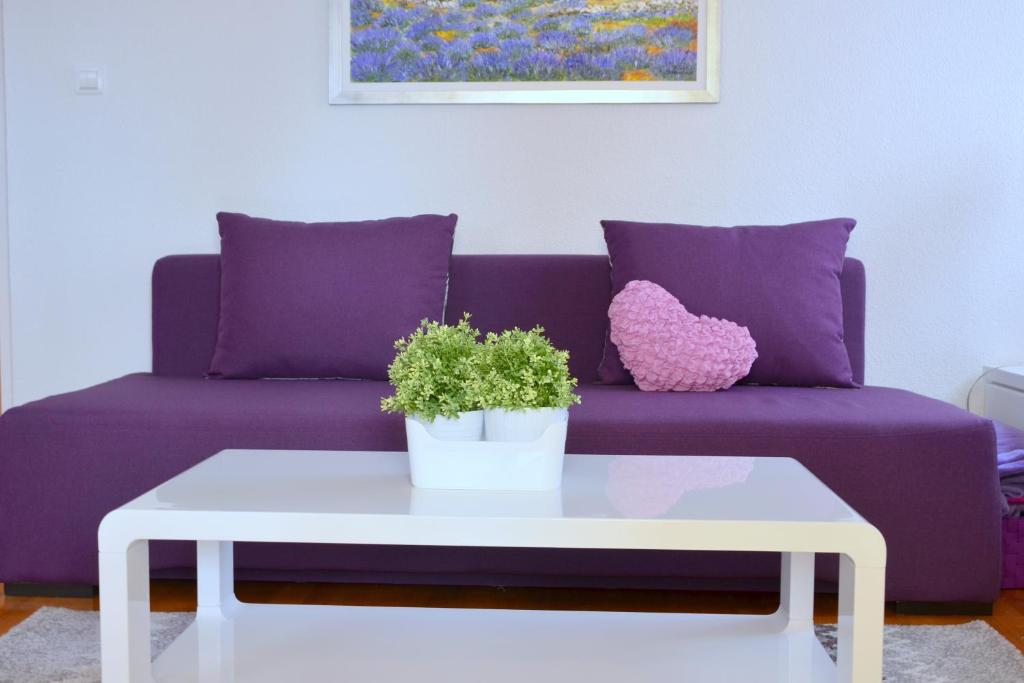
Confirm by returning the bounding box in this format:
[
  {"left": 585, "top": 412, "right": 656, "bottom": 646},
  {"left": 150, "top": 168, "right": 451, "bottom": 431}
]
[
  {"left": 0, "top": 2, "right": 12, "bottom": 411},
  {"left": 2, "top": 0, "right": 1022, "bottom": 407}
]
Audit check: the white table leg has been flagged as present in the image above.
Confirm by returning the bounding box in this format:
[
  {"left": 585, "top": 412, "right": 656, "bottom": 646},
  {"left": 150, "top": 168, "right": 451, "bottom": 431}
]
[
  {"left": 197, "top": 541, "right": 239, "bottom": 619},
  {"left": 773, "top": 552, "right": 816, "bottom": 680},
  {"left": 100, "top": 539, "right": 153, "bottom": 683},
  {"left": 777, "top": 551, "right": 815, "bottom": 629},
  {"left": 837, "top": 553, "right": 885, "bottom": 683},
  {"left": 196, "top": 541, "right": 238, "bottom": 682}
]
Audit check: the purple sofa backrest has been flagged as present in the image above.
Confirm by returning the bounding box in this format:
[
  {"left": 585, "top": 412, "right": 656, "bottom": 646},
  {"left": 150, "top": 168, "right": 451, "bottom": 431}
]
[{"left": 153, "top": 255, "right": 866, "bottom": 385}]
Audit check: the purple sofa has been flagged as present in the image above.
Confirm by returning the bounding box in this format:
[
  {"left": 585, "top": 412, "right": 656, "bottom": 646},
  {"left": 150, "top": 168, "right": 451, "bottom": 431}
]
[{"left": 0, "top": 255, "right": 1002, "bottom": 605}]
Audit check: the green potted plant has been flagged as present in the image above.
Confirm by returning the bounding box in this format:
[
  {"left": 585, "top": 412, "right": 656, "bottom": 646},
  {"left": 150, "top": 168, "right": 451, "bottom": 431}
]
[
  {"left": 380, "top": 314, "right": 483, "bottom": 441},
  {"left": 469, "top": 326, "right": 581, "bottom": 442}
]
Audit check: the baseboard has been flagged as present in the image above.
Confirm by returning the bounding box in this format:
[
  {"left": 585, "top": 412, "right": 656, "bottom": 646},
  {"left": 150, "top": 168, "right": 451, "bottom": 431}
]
[
  {"left": 891, "top": 601, "right": 993, "bottom": 616},
  {"left": 3, "top": 582, "right": 98, "bottom": 598}
]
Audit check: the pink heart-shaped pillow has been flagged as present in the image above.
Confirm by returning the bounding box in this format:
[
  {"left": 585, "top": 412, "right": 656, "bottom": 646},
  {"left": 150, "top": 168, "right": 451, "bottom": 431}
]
[{"left": 608, "top": 280, "right": 758, "bottom": 392}]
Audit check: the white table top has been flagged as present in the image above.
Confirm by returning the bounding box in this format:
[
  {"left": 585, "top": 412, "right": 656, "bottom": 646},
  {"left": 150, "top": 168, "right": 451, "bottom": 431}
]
[
  {"left": 122, "top": 450, "right": 856, "bottom": 522},
  {"left": 102, "top": 450, "right": 884, "bottom": 565}
]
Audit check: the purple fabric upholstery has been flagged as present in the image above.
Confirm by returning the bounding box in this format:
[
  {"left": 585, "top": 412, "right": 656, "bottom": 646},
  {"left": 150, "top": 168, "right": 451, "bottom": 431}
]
[
  {"left": 0, "top": 375, "right": 999, "bottom": 601},
  {"left": 443, "top": 256, "right": 612, "bottom": 384},
  {"left": 152, "top": 256, "right": 221, "bottom": 377},
  {"left": 152, "top": 255, "right": 867, "bottom": 385},
  {"left": 0, "top": 252, "right": 997, "bottom": 602},
  {"left": 600, "top": 219, "right": 857, "bottom": 388},
  {"left": 209, "top": 212, "right": 456, "bottom": 380},
  {"left": 840, "top": 258, "right": 866, "bottom": 386}
]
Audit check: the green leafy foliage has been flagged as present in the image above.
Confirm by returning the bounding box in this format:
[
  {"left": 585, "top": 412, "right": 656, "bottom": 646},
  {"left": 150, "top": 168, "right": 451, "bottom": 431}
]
[
  {"left": 468, "top": 326, "right": 581, "bottom": 411},
  {"left": 380, "top": 314, "right": 482, "bottom": 422}
]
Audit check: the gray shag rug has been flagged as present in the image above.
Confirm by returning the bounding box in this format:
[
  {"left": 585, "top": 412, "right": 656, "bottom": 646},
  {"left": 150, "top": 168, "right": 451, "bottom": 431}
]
[{"left": 1, "top": 607, "right": 1023, "bottom": 682}]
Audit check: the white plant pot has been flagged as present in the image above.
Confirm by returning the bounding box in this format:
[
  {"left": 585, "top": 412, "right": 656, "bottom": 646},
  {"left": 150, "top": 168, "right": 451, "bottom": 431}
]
[
  {"left": 406, "top": 415, "right": 568, "bottom": 491},
  {"left": 484, "top": 407, "right": 569, "bottom": 442},
  {"left": 412, "top": 411, "right": 483, "bottom": 442}
]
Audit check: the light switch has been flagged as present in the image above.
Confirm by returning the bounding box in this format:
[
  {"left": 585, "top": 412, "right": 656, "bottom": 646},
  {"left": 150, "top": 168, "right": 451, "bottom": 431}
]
[{"left": 75, "top": 68, "right": 103, "bottom": 95}]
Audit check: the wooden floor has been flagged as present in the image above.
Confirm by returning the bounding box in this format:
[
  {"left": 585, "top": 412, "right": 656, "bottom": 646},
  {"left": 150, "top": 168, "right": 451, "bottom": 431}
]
[{"left": 2, "top": 581, "right": 1023, "bottom": 652}]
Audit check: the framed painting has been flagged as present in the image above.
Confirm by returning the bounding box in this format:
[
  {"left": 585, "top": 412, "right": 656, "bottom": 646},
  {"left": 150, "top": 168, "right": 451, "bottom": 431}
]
[{"left": 329, "top": 0, "right": 720, "bottom": 104}]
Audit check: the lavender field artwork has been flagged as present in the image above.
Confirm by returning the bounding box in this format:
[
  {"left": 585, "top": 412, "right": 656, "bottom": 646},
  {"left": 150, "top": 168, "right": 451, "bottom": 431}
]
[{"left": 330, "top": 0, "right": 720, "bottom": 103}]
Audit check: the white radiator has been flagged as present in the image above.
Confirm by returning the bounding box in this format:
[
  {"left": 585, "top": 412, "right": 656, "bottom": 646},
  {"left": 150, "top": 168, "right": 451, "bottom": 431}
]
[{"left": 982, "top": 366, "right": 1024, "bottom": 432}]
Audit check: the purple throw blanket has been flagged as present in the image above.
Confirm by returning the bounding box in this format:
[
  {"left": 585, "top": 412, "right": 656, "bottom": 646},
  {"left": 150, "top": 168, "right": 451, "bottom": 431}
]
[
  {"left": 1000, "top": 449, "right": 1024, "bottom": 516},
  {"left": 997, "top": 420, "right": 1024, "bottom": 516}
]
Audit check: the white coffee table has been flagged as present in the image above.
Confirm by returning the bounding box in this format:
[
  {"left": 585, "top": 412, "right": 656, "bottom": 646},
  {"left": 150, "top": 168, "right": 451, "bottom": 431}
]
[{"left": 99, "top": 450, "right": 885, "bottom": 682}]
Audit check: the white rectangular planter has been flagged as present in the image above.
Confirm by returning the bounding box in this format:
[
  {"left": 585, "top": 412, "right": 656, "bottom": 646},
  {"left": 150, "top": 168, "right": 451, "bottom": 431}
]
[{"left": 405, "top": 415, "right": 568, "bottom": 491}]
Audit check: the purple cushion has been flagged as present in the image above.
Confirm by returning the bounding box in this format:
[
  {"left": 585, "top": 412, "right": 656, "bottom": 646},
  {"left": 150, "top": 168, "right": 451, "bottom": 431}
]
[
  {"left": 208, "top": 212, "right": 456, "bottom": 380},
  {"left": 600, "top": 218, "right": 857, "bottom": 388},
  {"left": 0, "top": 374, "right": 999, "bottom": 602},
  {"left": 608, "top": 280, "right": 757, "bottom": 392}
]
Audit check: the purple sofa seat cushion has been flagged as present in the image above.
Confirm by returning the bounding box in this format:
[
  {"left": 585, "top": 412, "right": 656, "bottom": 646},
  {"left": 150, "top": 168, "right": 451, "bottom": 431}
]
[
  {"left": 568, "top": 384, "right": 1001, "bottom": 602},
  {"left": 209, "top": 212, "right": 456, "bottom": 380},
  {"left": 6, "top": 374, "right": 406, "bottom": 446},
  {"left": 0, "top": 374, "right": 405, "bottom": 586},
  {"left": 572, "top": 384, "right": 992, "bottom": 444},
  {"left": 0, "top": 376, "right": 999, "bottom": 602}
]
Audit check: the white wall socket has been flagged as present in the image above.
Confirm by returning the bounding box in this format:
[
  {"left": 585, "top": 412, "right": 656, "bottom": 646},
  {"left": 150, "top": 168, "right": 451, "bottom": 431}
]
[{"left": 74, "top": 68, "right": 103, "bottom": 95}]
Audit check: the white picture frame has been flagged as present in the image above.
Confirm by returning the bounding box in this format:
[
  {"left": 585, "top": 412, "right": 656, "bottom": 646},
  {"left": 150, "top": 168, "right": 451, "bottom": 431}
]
[{"left": 329, "top": 0, "right": 720, "bottom": 104}]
